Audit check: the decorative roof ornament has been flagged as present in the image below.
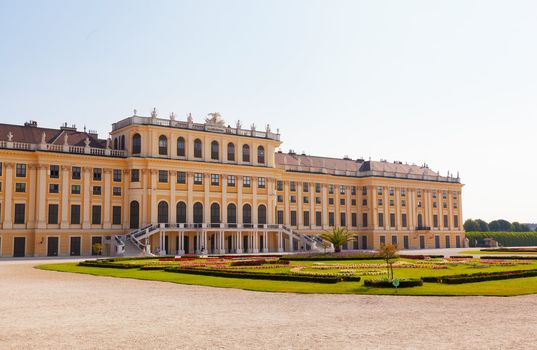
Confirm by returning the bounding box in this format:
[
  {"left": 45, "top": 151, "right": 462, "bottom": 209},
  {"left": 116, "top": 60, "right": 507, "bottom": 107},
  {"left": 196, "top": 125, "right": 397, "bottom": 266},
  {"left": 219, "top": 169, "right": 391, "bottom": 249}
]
[
  {"left": 63, "top": 133, "right": 69, "bottom": 146},
  {"left": 84, "top": 137, "right": 91, "bottom": 147},
  {"left": 236, "top": 120, "right": 242, "bottom": 130},
  {"left": 205, "top": 112, "right": 225, "bottom": 127},
  {"left": 133, "top": 109, "right": 137, "bottom": 116},
  {"left": 266, "top": 124, "right": 271, "bottom": 133},
  {"left": 170, "top": 112, "right": 176, "bottom": 121},
  {"left": 187, "top": 113, "right": 193, "bottom": 124},
  {"left": 276, "top": 128, "right": 280, "bottom": 135},
  {"left": 151, "top": 108, "right": 157, "bottom": 119},
  {"left": 7, "top": 131, "right": 13, "bottom": 141},
  {"left": 40, "top": 132, "right": 46, "bottom": 144},
  {"left": 106, "top": 138, "right": 111, "bottom": 149},
  {"left": 250, "top": 123, "right": 256, "bottom": 131}
]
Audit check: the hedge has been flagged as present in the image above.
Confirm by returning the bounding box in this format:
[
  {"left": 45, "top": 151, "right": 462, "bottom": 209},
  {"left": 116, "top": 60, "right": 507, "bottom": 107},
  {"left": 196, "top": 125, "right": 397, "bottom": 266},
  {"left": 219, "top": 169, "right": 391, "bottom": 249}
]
[
  {"left": 480, "top": 256, "right": 537, "bottom": 260},
  {"left": 78, "top": 261, "right": 144, "bottom": 269},
  {"left": 164, "top": 266, "right": 345, "bottom": 283},
  {"left": 363, "top": 278, "right": 423, "bottom": 288},
  {"left": 466, "top": 232, "right": 537, "bottom": 247},
  {"left": 399, "top": 254, "right": 444, "bottom": 259},
  {"left": 422, "top": 269, "right": 537, "bottom": 284},
  {"left": 481, "top": 248, "right": 537, "bottom": 253},
  {"left": 281, "top": 253, "right": 382, "bottom": 261}
]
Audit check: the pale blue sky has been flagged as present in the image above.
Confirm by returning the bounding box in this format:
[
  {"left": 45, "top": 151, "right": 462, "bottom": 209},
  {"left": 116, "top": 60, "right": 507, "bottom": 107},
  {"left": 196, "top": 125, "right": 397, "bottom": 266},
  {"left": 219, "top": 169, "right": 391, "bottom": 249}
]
[{"left": 1, "top": 0, "right": 536, "bottom": 222}]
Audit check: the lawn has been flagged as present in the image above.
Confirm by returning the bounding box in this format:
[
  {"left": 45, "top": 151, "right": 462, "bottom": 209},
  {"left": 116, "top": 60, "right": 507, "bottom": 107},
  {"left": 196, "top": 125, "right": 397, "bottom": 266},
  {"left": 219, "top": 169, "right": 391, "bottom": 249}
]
[{"left": 36, "top": 256, "right": 537, "bottom": 296}]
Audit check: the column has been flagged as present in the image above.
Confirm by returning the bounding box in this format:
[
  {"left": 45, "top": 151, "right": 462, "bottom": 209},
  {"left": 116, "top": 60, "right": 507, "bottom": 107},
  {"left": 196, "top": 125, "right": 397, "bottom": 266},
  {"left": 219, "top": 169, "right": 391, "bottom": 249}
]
[
  {"left": 283, "top": 181, "right": 290, "bottom": 225},
  {"left": 2, "top": 163, "right": 13, "bottom": 228},
  {"left": 309, "top": 183, "right": 314, "bottom": 229},
  {"left": 221, "top": 174, "right": 227, "bottom": 223},
  {"left": 203, "top": 174, "right": 210, "bottom": 225},
  {"left": 236, "top": 231, "right": 243, "bottom": 253},
  {"left": 82, "top": 166, "right": 91, "bottom": 229},
  {"left": 150, "top": 170, "right": 158, "bottom": 224},
  {"left": 237, "top": 176, "right": 243, "bottom": 223},
  {"left": 277, "top": 231, "right": 283, "bottom": 252},
  {"left": 297, "top": 182, "right": 303, "bottom": 228},
  {"left": 36, "top": 164, "right": 47, "bottom": 229},
  {"left": 187, "top": 172, "right": 193, "bottom": 223},
  {"left": 60, "top": 166, "right": 69, "bottom": 228},
  {"left": 103, "top": 169, "right": 112, "bottom": 229},
  {"left": 169, "top": 171, "right": 176, "bottom": 223},
  {"left": 252, "top": 231, "right": 259, "bottom": 253},
  {"left": 263, "top": 231, "right": 268, "bottom": 252},
  {"left": 27, "top": 164, "right": 37, "bottom": 229},
  {"left": 322, "top": 184, "right": 328, "bottom": 229},
  {"left": 267, "top": 179, "right": 275, "bottom": 224},
  {"left": 252, "top": 177, "right": 258, "bottom": 225},
  {"left": 122, "top": 169, "right": 130, "bottom": 228}
]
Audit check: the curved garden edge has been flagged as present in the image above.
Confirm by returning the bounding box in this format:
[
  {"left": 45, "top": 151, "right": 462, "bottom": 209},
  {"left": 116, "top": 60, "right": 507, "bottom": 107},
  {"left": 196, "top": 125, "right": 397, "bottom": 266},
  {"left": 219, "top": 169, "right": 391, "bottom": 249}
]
[{"left": 34, "top": 262, "right": 537, "bottom": 297}]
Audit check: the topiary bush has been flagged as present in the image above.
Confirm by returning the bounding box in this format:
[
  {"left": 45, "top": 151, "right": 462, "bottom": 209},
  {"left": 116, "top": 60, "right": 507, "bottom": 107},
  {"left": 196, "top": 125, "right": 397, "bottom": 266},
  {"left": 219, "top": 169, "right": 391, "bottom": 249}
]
[{"left": 363, "top": 278, "right": 423, "bottom": 288}]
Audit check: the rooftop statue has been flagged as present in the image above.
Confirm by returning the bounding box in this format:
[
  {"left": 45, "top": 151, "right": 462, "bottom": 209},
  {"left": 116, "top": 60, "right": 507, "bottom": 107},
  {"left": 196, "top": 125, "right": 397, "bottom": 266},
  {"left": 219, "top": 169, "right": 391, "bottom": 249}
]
[
  {"left": 236, "top": 120, "right": 242, "bottom": 129},
  {"left": 63, "top": 133, "right": 69, "bottom": 146},
  {"left": 151, "top": 108, "right": 157, "bottom": 119},
  {"left": 7, "top": 131, "right": 13, "bottom": 141},
  {"left": 41, "top": 132, "right": 46, "bottom": 144},
  {"left": 187, "top": 113, "right": 193, "bottom": 124},
  {"left": 205, "top": 112, "right": 225, "bottom": 127}
]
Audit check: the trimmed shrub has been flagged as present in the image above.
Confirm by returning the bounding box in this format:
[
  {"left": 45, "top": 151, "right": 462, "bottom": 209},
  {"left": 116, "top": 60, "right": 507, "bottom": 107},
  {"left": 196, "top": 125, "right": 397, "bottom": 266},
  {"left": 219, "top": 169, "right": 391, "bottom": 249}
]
[
  {"left": 480, "top": 256, "right": 537, "bottom": 260},
  {"left": 281, "top": 253, "right": 382, "bottom": 261},
  {"left": 466, "top": 232, "right": 537, "bottom": 247},
  {"left": 164, "top": 267, "right": 344, "bottom": 283},
  {"left": 449, "top": 256, "right": 473, "bottom": 259},
  {"left": 399, "top": 254, "right": 444, "bottom": 259},
  {"left": 78, "top": 261, "right": 144, "bottom": 269},
  {"left": 364, "top": 278, "right": 423, "bottom": 288},
  {"left": 422, "top": 269, "right": 537, "bottom": 284}
]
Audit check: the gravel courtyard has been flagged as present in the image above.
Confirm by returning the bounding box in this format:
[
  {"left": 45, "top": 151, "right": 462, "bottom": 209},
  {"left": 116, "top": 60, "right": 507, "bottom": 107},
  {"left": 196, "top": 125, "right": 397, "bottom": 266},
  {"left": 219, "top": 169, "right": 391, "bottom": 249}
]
[{"left": 1, "top": 259, "right": 535, "bottom": 350}]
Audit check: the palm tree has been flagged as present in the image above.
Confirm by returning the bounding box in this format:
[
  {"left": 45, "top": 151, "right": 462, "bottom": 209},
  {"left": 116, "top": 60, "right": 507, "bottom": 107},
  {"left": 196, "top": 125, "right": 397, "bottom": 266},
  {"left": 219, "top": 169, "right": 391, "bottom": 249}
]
[{"left": 320, "top": 227, "right": 354, "bottom": 253}]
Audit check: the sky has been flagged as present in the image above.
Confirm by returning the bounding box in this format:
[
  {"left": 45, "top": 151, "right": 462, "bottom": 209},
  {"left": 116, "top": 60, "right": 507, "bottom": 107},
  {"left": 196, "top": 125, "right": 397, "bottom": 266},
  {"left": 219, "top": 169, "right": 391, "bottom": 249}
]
[{"left": 1, "top": 0, "right": 536, "bottom": 223}]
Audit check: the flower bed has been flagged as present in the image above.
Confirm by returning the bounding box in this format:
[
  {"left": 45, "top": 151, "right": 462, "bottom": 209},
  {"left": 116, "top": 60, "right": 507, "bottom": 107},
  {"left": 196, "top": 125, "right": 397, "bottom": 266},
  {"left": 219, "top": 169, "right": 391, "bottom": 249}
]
[
  {"left": 399, "top": 254, "right": 444, "bottom": 259},
  {"left": 363, "top": 278, "right": 423, "bottom": 288},
  {"left": 421, "top": 269, "right": 537, "bottom": 284},
  {"left": 280, "top": 252, "right": 382, "bottom": 261},
  {"left": 480, "top": 256, "right": 537, "bottom": 260},
  {"left": 164, "top": 266, "right": 342, "bottom": 283}
]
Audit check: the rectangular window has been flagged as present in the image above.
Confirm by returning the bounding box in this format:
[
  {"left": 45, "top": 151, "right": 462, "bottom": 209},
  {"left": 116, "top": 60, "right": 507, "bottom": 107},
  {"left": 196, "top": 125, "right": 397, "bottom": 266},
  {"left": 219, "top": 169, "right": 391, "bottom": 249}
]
[
  {"left": 277, "top": 181, "right": 283, "bottom": 191},
  {"left": 339, "top": 185, "right": 345, "bottom": 195},
  {"left": 131, "top": 169, "right": 140, "bottom": 182},
  {"left": 340, "top": 212, "right": 346, "bottom": 227},
  {"left": 377, "top": 186, "right": 383, "bottom": 195},
  {"left": 401, "top": 188, "right": 406, "bottom": 197},
  {"left": 380, "top": 236, "right": 385, "bottom": 245},
  {"left": 290, "top": 195, "right": 296, "bottom": 203},
  {"left": 49, "top": 184, "right": 59, "bottom": 194},
  {"left": 316, "top": 197, "right": 321, "bottom": 204},
  {"left": 0, "top": 162, "right": 2, "bottom": 176},
  {"left": 16, "top": 164, "right": 26, "bottom": 177},
  {"left": 329, "top": 198, "right": 334, "bottom": 205},
  {"left": 92, "top": 186, "right": 101, "bottom": 195},
  {"left": 362, "top": 186, "right": 367, "bottom": 195},
  {"left": 71, "top": 185, "right": 81, "bottom": 194},
  {"left": 378, "top": 199, "right": 383, "bottom": 206},
  {"left": 177, "top": 172, "right": 186, "bottom": 184},
  {"left": 315, "top": 183, "right": 321, "bottom": 193},
  {"left": 93, "top": 168, "right": 102, "bottom": 181},
  {"left": 258, "top": 177, "right": 266, "bottom": 189},
  {"left": 390, "top": 199, "right": 394, "bottom": 206},
  {"left": 303, "top": 183, "right": 309, "bottom": 192},
  {"left": 48, "top": 204, "right": 59, "bottom": 224},
  {"left": 340, "top": 198, "right": 345, "bottom": 205},
  {"left": 14, "top": 203, "right": 25, "bottom": 224},
  {"left": 70, "top": 205, "right": 81, "bottom": 224},
  {"left": 290, "top": 181, "right": 296, "bottom": 192},
  {"left": 443, "top": 215, "right": 449, "bottom": 227},
  {"left": 194, "top": 173, "right": 203, "bottom": 185},
  {"left": 351, "top": 213, "right": 357, "bottom": 227},
  {"left": 328, "top": 212, "right": 335, "bottom": 226},
  {"left": 211, "top": 174, "right": 220, "bottom": 186},
  {"left": 113, "top": 169, "right": 122, "bottom": 182},
  {"left": 392, "top": 235, "right": 397, "bottom": 245},
  {"left": 378, "top": 213, "right": 384, "bottom": 227},
  {"left": 112, "top": 206, "right": 122, "bottom": 225},
  {"left": 243, "top": 176, "right": 251, "bottom": 187},
  {"left": 328, "top": 185, "right": 334, "bottom": 194},
  {"left": 390, "top": 213, "right": 396, "bottom": 228},
  {"left": 277, "top": 210, "right": 284, "bottom": 225},
  {"left": 351, "top": 186, "right": 356, "bottom": 195},
  {"left": 443, "top": 202, "right": 447, "bottom": 209},
  {"left": 442, "top": 191, "right": 447, "bottom": 199},
  {"left": 417, "top": 201, "right": 422, "bottom": 208},
  {"left": 92, "top": 205, "right": 102, "bottom": 225},
  {"left": 389, "top": 187, "right": 394, "bottom": 196},
  {"left": 277, "top": 195, "right": 284, "bottom": 202},
  {"left": 402, "top": 213, "right": 407, "bottom": 227},
  {"left": 303, "top": 196, "right": 309, "bottom": 204},
  {"left": 433, "top": 202, "right": 437, "bottom": 208},
  {"left": 453, "top": 202, "right": 458, "bottom": 209},
  {"left": 454, "top": 215, "right": 459, "bottom": 228},
  {"left": 316, "top": 211, "right": 322, "bottom": 226},
  {"left": 362, "top": 199, "right": 367, "bottom": 206},
  {"left": 50, "top": 165, "right": 60, "bottom": 178},
  {"left": 432, "top": 190, "right": 437, "bottom": 199},
  {"left": 159, "top": 170, "right": 168, "bottom": 183},
  {"left": 362, "top": 213, "right": 368, "bottom": 227},
  {"left": 402, "top": 199, "right": 406, "bottom": 207},
  {"left": 290, "top": 211, "right": 297, "bottom": 226},
  {"left": 15, "top": 183, "right": 26, "bottom": 192},
  {"left": 417, "top": 190, "right": 422, "bottom": 198},
  {"left": 445, "top": 235, "right": 451, "bottom": 248},
  {"left": 351, "top": 199, "right": 356, "bottom": 206},
  {"left": 72, "top": 166, "right": 81, "bottom": 180},
  {"left": 113, "top": 187, "right": 122, "bottom": 196},
  {"left": 433, "top": 215, "right": 439, "bottom": 228},
  {"left": 303, "top": 211, "right": 310, "bottom": 226}
]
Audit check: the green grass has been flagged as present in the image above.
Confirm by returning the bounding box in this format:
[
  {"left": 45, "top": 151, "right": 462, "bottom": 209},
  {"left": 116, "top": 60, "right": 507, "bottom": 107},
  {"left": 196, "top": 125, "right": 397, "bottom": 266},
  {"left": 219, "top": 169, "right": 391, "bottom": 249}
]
[{"left": 36, "top": 260, "right": 537, "bottom": 296}]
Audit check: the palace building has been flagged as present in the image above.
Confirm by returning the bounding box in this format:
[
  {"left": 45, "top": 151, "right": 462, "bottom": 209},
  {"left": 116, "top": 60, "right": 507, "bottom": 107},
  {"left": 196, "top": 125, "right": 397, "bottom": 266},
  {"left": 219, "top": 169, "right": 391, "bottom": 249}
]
[{"left": 0, "top": 111, "right": 464, "bottom": 257}]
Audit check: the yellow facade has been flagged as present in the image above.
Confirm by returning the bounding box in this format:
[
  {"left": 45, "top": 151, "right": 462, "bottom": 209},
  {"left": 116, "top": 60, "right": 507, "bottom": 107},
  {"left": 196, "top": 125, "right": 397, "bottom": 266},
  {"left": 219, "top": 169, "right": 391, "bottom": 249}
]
[{"left": 0, "top": 113, "right": 464, "bottom": 257}]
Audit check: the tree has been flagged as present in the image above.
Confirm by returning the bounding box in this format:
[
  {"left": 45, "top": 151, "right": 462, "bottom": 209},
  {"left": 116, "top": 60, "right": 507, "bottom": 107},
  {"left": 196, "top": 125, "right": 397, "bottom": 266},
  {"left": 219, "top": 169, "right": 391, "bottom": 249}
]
[
  {"left": 489, "top": 219, "right": 512, "bottom": 232},
  {"left": 320, "top": 227, "right": 354, "bottom": 253},
  {"left": 378, "top": 243, "right": 399, "bottom": 280},
  {"left": 464, "top": 219, "right": 480, "bottom": 232},
  {"left": 475, "top": 219, "right": 489, "bottom": 232}
]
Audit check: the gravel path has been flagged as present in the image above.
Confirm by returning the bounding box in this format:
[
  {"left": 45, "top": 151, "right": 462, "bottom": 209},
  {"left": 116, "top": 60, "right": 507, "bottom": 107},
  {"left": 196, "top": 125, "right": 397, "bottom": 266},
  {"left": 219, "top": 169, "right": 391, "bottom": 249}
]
[{"left": 1, "top": 259, "right": 535, "bottom": 350}]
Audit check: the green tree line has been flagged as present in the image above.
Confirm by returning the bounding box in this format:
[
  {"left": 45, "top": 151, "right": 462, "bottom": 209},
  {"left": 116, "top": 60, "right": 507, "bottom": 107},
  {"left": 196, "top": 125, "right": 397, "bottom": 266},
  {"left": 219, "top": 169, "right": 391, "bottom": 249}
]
[
  {"left": 464, "top": 219, "right": 533, "bottom": 232},
  {"left": 465, "top": 231, "right": 537, "bottom": 247}
]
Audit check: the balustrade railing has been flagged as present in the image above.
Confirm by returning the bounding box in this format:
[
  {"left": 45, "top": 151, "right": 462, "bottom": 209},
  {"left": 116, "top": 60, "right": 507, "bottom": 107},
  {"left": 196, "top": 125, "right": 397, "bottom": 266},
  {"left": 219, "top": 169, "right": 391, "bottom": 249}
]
[{"left": 0, "top": 140, "right": 126, "bottom": 157}]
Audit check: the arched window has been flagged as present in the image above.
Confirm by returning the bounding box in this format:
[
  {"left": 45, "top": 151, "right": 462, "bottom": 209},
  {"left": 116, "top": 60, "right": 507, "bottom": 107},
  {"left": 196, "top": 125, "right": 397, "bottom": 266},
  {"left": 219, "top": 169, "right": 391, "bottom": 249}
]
[
  {"left": 242, "top": 144, "right": 250, "bottom": 162},
  {"left": 176, "top": 202, "right": 186, "bottom": 223},
  {"left": 177, "top": 137, "right": 185, "bottom": 157},
  {"left": 159, "top": 135, "right": 168, "bottom": 155},
  {"left": 132, "top": 133, "right": 141, "bottom": 154},
  {"left": 158, "top": 201, "right": 168, "bottom": 223},
  {"left": 113, "top": 138, "right": 118, "bottom": 150},
  {"left": 194, "top": 139, "right": 202, "bottom": 158},
  {"left": 243, "top": 204, "right": 252, "bottom": 224},
  {"left": 257, "top": 146, "right": 265, "bottom": 164},
  {"left": 211, "top": 141, "right": 219, "bottom": 160},
  {"left": 258, "top": 204, "right": 267, "bottom": 225},
  {"left": 227, "top": 143, "right": 235, "bottom": 161},
  {"left": 210, "top": 203, "right": 220, "bottom": 224},
  {"left": 193, "top": 202, "right": 203, "bottom": 224},
  {"left": 129, "top": 201, "right": 140, "bottom": 229},
  {"left": 227, "top": 203, "right": 237, "bottom": 224},
  {"left": 120, "top": 135, "right": 125, "bottom": 150},
  {"left": 417, "top": 214, "right": 423, "bottom": 228}
]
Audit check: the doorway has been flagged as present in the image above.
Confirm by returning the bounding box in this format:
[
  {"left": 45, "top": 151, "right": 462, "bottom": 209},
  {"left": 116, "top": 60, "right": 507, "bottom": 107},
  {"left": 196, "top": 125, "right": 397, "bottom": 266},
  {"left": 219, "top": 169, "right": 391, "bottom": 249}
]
[
  {"left": 70, "top": 237, "right": 81, "bottom": 256},
  {"left": 47, "top": 237, "right": 59, "bottom": 256},
  {"left": 14, "top": 237, "right": 26, "bottom": 257}
]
